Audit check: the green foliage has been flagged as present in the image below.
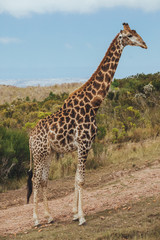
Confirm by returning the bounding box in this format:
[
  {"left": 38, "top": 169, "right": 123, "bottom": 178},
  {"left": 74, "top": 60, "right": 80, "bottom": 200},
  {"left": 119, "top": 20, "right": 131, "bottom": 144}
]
[
  {"left": 97, "top": 125, "right": 107, "bottom": 140},
  {"left": 0, "top": 127, "right": 29, "bottom": 183},
  {"left": 23, "top": 122, "right": 37, "bottom": 131},
  {"left": 25, "top": 96, "right": 30, "bottom": 101}
]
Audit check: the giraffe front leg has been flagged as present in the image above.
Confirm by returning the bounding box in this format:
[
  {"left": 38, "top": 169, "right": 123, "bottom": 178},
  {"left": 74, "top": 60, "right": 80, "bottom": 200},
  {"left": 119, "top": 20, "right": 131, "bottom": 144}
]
[
  {"left": 74, "top": 147, "right": 88, "bottom": 225},
  {"left": 77, "top": 182, "right": 86, "bottom": 226},
  {"left": 43, "top": 186, "right": 54, "bottom": 224},
  {"left": 73, "top": 172, "right": 79, "bottom": 221}
]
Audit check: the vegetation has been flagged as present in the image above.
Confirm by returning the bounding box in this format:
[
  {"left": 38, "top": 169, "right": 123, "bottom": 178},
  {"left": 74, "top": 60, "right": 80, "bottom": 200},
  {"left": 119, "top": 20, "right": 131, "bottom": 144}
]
[{"left": 0, "top": 72, "right": 160, "bottom": 190}]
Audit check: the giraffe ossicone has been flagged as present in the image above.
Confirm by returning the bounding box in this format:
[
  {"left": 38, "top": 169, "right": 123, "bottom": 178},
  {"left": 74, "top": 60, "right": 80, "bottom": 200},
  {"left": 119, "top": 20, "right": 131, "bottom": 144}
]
[{"left": 27, "top": 23, "right": 147, "bottom": 226}]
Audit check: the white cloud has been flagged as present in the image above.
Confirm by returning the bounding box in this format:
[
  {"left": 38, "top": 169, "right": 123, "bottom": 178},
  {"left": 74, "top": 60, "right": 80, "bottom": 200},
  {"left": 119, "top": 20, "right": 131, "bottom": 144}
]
[
  {"left": 0, "top": 37, "right": 20, "bottom": 44},
  {"left": 0, "top": 0, "right": 159, "bottom": 17}
]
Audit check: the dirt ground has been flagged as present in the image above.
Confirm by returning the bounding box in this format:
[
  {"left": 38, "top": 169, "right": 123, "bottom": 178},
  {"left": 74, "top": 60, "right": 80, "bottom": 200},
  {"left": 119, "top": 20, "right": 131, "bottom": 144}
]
[{"left": 0, "top": 161, "right": 160, "bottom": 236}]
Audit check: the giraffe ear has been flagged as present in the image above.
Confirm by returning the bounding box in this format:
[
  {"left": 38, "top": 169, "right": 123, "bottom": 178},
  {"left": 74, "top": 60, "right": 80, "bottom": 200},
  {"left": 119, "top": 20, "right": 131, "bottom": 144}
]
[{"left": 122, "top": 23, "right": 131, "bottom": 31}]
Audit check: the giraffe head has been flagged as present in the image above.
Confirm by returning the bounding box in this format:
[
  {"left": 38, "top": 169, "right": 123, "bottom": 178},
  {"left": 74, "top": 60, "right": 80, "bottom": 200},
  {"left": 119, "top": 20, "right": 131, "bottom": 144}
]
[{"left": 119, "top": 23, "right": 147, "bottom": 49}]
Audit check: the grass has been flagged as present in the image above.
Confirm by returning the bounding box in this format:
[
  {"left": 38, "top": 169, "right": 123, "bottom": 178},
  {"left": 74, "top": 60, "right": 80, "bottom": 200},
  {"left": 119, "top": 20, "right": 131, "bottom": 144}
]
[
  {"left": 106, "top": 137, "right": 160, "bottom": 170},
  {"left": 3, "top": 196, "right": 160, "bottom": 240},
  {"left": 0, "top": 176, "right": 27, "bottom": 193},
  {"left": 52, "top": 136, "right": 160, "bottom": 180}
]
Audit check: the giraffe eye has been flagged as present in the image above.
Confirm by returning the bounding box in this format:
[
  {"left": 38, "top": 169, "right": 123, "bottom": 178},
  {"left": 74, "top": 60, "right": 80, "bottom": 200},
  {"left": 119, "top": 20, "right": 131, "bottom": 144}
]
[{"left": 128, "top": 34, "right": 133, "bottom": 38}]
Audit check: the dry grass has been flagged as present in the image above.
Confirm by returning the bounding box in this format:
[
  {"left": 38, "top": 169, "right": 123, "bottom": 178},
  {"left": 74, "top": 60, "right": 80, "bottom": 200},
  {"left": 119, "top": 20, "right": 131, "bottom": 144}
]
[
  {"left": 48, "top": 137, "right": 160, "bottom": 182},
  {"left": 0, "top": 82, "right": 82, "bottom": 104}
]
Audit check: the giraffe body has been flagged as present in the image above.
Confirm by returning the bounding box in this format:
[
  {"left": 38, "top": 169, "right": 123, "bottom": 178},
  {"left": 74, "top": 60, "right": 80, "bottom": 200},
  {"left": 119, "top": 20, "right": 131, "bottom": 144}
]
[{"left": 27, "top": 23, "right": 147, "bottom": 226}]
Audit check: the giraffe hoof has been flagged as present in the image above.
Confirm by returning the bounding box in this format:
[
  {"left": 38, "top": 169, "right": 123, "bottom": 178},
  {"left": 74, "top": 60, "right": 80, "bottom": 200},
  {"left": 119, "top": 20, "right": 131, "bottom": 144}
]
[
  {"left": 73, "top": 214, "right": 79, "bottom": 221},
  {"left": 79, "top": 217, "right": 86, "bottom": 226},
  {"left": 34, "top": 221, "right": 41, "bottom": 227},
  {"left": 48, "top": 216, "right": 54, "bottom": 224}
]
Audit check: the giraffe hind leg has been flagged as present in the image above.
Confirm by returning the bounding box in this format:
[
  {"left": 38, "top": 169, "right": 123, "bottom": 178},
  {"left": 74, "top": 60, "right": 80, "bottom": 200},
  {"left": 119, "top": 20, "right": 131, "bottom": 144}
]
[
  {"left": 33, "top": 177, "right": 41, "bottom": 226},
  {"left": 41, "top": 155, "right": 54, "bottom": 224}
]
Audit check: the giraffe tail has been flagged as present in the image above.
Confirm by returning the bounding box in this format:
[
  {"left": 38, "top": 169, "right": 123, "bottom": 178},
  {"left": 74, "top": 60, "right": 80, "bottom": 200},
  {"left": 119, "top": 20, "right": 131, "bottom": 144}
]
[
  {"left": 27, "top": 142, "right": 33, "bottom": 204},
  {"left": 27, "top": 169, "right": 33, "bottom": 204}
]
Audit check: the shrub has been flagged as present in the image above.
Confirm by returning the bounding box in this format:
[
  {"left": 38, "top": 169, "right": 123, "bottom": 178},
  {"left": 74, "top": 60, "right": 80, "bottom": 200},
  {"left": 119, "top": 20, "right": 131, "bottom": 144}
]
[
  {"left": 0, "top": 127, "right": 29, "bottom": 182},
  {"left": 97, "top": 125, "right": 107, "bottom": 140}
]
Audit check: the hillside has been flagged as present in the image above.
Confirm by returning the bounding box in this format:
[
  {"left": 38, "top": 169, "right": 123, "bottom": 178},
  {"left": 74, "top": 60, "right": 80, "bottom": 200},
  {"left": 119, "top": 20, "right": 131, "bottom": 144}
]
[{"left": 0, "top": 82, "right": 82, "bottom": 105}]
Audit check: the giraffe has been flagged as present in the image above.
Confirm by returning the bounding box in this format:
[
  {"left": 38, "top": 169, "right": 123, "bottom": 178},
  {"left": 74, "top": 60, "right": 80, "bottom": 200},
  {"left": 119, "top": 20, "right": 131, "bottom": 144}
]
[{"left": 27, "top": 23, "right": 147, "bottom": 226}]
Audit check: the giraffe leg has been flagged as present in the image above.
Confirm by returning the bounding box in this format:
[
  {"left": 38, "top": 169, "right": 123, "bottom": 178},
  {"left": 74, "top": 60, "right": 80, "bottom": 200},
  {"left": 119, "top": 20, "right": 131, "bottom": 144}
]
[
  {"left": 33, "top": 181, "right": 40, "bottom": 226},
  {"left": 76, "top": 172, "right": 86, "bottom": 226},
  {"left": 32, "top": 161, "right": 43, "bottom": 226},
  {"left": 73, "top": 172, "right": 79, "bottom": 221},
  {"left": 41, "top": 155, "right": 53, "bottom": 224},
  {"left": 42, "top": 186, "right": 54, "bottom": 223},
  {"left": 73, "top": 147, "right": 88, "bottom": 225}
]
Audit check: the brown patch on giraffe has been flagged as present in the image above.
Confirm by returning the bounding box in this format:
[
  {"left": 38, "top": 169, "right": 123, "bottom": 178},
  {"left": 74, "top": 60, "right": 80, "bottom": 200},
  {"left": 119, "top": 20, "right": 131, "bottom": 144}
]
[
  {"left": 58, "top": 128, "right": 63, "bottom": 134},
  {"left": 91, "top": 96, "right": 102, "bottom": 108},
  {"left": 109, "top": 70, "right": 115, "bottom": 78},
  {"left": 66, "top": 116, "right": 70, "bottom": 123},
  {"left": 73, "top": 98, "right": 79, "bottom": 106},
  {"left": 92, "top": 89, "right": 96, "bottom": 95},
  {"left": 84, "top": 96, "right": 90, "bottom": 103},
  {"left": 70, "top": 109, "right": 76, "bottom": 118},
  {"left": 80, "top": 107, "right": 85, "bottom": 116},
  {"left": 112, "top": 56, "right": 115, "bottom": 61},
  {"left": 111, "top": 45, "right": 116, "bottom": 51},
  {"left": 96, "top": 74, "right": 104, "bottom": 82},
  {"left": 85, "top": 114, "right": 90, "bottom": 123},
  {"left": 86, "top": 85, "right": 92, "bottom": 92},
  {"left": 86, "top": 91, "right": 93, "bottom": 100},
  {"left": 85, "top": 103, "right": 91, "bottom": 113},
  {"left": 115, "top": 57, "right": 119, "bottom": 63},
  {"left": 101, "top": 64, "right": 110, "bottom": 72},
  {"left": 51, "top": 123, "right": 58, "bottom": 133},
  {"left": 105, "top": 73, "right": 111, "bottom": 82},
  {"left": 75, "top": 106, "right": 80, "bottom": 112},
  {"left": 67, "top": 100, "right": 73, "bottom": 108},
  {"left": 67, "top": 135, "right": 73, "bottom": 144},
  {"left": 97, "top": 89, "right": 106, "bottom": 98},
  {"left": 77, "top": 117, "right": 83, "bottom": 124},
  {"left": 93, "top": 81, "right": 101, "bottom": 90},
  {"left": 111, "top": 63, "right": 117, "bottom": 70},
  {"left": 104, "top": 57, "right": 110, "bottom": 64},
  {"left": 77, "top": 92, "right": 84, "bottom": 99},
  {"left": 57, "top": 135, "right": 64, "bottom": 141},
  {"left": 60, "top": 138, "right": 66, "bottom": 147},
  {"left": 80, "top": 100, "right": 84, "bottom": 106}
]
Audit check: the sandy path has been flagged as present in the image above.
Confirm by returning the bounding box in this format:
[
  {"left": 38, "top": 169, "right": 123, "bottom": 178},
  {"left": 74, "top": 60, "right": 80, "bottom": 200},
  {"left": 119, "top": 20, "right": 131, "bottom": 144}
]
[{"left": 0, "top": 163, "right": 160, "bottom": 236}]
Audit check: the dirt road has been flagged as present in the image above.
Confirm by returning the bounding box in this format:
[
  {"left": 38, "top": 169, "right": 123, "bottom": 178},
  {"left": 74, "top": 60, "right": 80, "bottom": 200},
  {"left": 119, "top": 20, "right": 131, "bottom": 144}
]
[{"left": 0, "top": 162, "right": 160, "bottom": 236}]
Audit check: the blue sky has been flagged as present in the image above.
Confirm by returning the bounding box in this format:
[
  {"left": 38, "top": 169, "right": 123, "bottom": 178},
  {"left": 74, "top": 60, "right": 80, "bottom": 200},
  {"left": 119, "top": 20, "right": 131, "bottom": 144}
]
[{"left": 0, "top": 0, "right": 159, "bottom": 86}]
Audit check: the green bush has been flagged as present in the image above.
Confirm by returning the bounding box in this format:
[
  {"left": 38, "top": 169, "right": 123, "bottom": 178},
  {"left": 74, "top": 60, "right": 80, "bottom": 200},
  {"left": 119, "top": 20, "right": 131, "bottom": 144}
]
[
  {"left": 0, "top": 127, "right": 29, "bottom": 182},
  {"left": 97, "top": 125, "right": 107, "bottom": 140}
]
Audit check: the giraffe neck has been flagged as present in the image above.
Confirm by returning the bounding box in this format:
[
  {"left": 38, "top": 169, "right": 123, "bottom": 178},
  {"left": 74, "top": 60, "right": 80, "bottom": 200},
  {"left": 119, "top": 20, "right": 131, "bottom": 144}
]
[
  {"left": 64, "top": 32, "right": 124, "bottom": 114},
  {"left": 84, "top": 33, "right": 123, "bottom": 112}
]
